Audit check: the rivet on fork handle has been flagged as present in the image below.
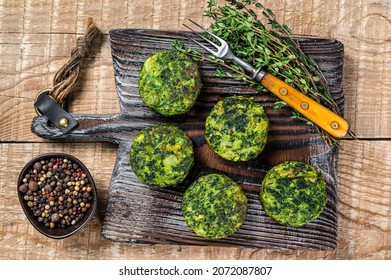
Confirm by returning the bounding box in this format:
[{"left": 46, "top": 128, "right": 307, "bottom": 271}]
[{"left": 260, "top": 73, "right": 349, "bottom": 138}]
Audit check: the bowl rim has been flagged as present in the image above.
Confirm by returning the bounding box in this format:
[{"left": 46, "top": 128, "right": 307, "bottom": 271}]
[{"left": 17, "top": 153, "right": 98, "bottom": 239}]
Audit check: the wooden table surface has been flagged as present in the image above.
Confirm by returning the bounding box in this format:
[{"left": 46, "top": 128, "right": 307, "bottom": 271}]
[{"left": 1, "top": 0, "right": 390, "bottom": 260}]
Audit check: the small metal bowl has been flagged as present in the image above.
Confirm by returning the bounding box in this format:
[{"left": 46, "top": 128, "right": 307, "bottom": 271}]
[{"left": 17, "top": 153, "right": 98, "bottom": 239}]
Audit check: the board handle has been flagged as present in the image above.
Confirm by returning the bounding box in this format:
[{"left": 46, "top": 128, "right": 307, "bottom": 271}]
[
  {"left": 260, "top": 73, "right": 349, "bottom": 138},
  {"left": 31, "top": 113, "right": 156, "bottom": 144}
]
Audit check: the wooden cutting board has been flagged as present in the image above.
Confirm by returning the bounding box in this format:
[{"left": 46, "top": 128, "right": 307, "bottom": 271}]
[{"left": 32, "top": 29, "right": 344, "bottom": 250}]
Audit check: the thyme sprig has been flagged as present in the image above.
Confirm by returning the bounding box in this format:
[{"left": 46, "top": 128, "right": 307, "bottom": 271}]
[{"left": 174, "top": 0, "right": 342, "bottom": 145}]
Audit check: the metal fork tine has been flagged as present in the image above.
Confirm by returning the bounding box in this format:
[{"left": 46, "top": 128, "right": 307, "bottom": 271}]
[
  {"left": 183, "top": 19, "right": 230, "bottom": 54},
  {"left": 184, "top": 33, "right": 217, "bottom": 55},
  {"left": 199, "top": 33, "right": 220, "bottom": 50},
  {"left": 187, "top": 18, "right": 226, "bottom": 46},
  {"left": 183, "top": 23, "right": 220, "bottom": 51}
]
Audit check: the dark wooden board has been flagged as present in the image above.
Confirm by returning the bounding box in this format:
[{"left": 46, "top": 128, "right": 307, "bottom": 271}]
[{"left": 32, "top": 29, "right": 344, "bottom": 250}]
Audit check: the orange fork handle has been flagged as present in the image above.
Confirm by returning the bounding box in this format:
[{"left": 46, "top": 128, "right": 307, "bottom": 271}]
[{"left": 261, "top": 73, "right": 349, "bottom": 138}]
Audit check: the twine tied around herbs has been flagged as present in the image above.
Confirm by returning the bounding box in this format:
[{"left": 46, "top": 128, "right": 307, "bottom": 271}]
[{"left": 47, "top": 17, "right": 101, "bottom": 107}]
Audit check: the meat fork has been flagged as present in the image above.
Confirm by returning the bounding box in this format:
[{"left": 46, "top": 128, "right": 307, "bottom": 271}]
[{"left": 183, "top": 19, "right": 349, "bottom": 138}]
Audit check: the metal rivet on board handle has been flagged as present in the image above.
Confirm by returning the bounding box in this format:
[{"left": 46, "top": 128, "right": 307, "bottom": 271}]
[{"left": 34, "top": 89, "right": 78, "bottom": 134}]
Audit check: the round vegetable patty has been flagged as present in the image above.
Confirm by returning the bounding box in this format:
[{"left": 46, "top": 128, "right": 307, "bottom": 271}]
[
  {"left": 182, "top": 174, "right": 247, "bottom": 239},
  {"left": 205, "top": 96, "right": 269, "bottom": 161},
  {"left": 260, "top": 161, "right": 327, "bottom": 227},
  {"left": 138, "top": 50, "right": 202, "bottom": 116},
  {"left": 129, "top": 124, "right": 194, "bottom": 188}
]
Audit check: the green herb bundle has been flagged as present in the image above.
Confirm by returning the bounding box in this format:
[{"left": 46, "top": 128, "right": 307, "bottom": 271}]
[{"left": 173, "top": 0, "right": 342, "bottom": 145}]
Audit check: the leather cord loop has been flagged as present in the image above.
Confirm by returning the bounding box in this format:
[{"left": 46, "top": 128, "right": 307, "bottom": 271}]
[
  {"left": 49, "top": 17, "right": 101, "bottom": 107},
  {"left": 34, "top": 18, "right": 101, "bottom": 134}
]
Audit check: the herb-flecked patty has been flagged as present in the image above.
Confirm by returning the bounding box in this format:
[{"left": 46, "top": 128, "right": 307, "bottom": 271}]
[
  {"left": 138, "top": 50, "right": 202, "bottom": 116},
  {"left": 182, "top": 174, "right": 247, "bottom": 239},
  {"left": 260, "top": 161, "right": 327, "bottom": 227},
  {"left": 205, "top": 96, "right": 269, "bottom": 162},
  {"left": 129, "top": 124, "right": 194, "bottom": 188}
]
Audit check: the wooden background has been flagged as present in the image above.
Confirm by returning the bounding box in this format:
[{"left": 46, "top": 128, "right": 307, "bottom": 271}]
[{"left": 0, "top": 0, "right": 390, "bottom": 259}]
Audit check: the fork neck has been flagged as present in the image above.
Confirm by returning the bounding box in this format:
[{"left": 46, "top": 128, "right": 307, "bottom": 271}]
[
  {"left": 252, "top": 68, "right": 267, "bottom": 83},
  {"left": 230, "top": 56, "right": 266, "bottom": 82}
]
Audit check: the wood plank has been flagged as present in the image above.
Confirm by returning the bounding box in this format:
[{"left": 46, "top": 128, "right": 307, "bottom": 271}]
[
  {"left": 1, "top": 140, "right": 390, "bottom": 259},
  {"left": 1, "top": 0, "right": 391, "bottom": 260},
  {"left": 337, "top": 140, "right": 391, "bottom": 259},
  {"left": 0, "top": 32, "right": 119, "bottom": 142},
  {"left": 0, "top": 0, "right": 390, "bottom": 142}
]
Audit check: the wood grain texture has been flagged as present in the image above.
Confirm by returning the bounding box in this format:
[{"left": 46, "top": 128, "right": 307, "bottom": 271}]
[
  {"left": 1, "top": 0, "right": 391, "bottom": 259},
  {"left": 0, "top": 0, "right": 390, "bottom": 141},
  {"left": 104, "top": 30, "right": 344, "bottom": 250},
  {"left": 1, "top": 140, "right": 389, "bottom": 259}
]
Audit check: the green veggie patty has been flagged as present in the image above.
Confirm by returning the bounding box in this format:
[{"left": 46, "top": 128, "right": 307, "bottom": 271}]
[
  {"left": 129, "top": 124, "right": 194, "bottom": 188},
  {"left": 205, "top": 96, "right": 269, "bottom": 161},
  {"left": 260, "top": 161, "right": 327, "bottom": 227},
  {"left": 138, "top": 50, "right": 202, "bottom": 116},
  {"left": 182, "top": 173, "right": 247, "bottom": 239}
]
